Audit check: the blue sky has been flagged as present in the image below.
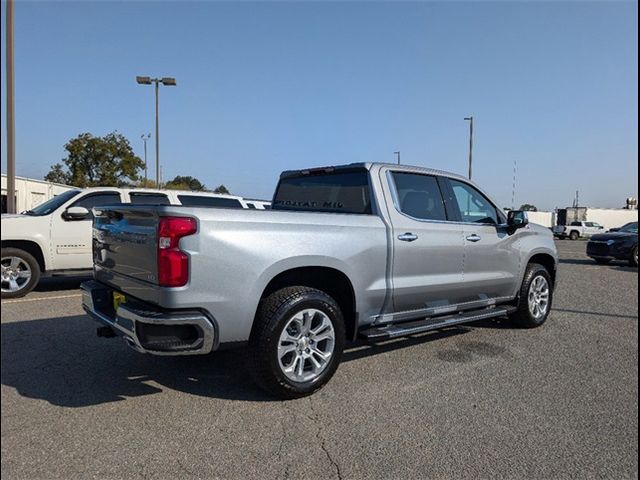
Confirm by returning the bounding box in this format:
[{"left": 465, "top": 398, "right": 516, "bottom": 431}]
[{"left": 1, "top": 1, "right": 637, "bottom": 209}]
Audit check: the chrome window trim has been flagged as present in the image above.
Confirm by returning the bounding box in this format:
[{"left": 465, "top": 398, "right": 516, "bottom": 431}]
[{"left": 385, "top": 169, "right": 508, "bottom": 228}]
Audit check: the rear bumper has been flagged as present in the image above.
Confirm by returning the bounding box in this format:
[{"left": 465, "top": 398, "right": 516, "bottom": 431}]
[{"left": 81, "top": 280, "right": 217, "bottom": 356}]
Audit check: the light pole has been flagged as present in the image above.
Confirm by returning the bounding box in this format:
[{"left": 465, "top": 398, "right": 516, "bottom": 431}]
[
  {"left": 464, "top": 116, "right": 473, "bottom": 179},
  {"left": 5, "top": 0, "right": 16, "bottom": 213},
  {"left": 136, "top": 76, "right": 176, "bottom": 185},
  {"left": 394, "top": 151, "right": 400, "bottom": 165},
  {"left": 141, "top": 133, "right": 151, "bottom": 186}
]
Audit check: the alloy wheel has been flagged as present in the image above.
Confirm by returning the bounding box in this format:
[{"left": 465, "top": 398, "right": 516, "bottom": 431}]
[
  {"left": 277, "top": 308, "right": 336, "bottom": 383},
  {"left": 1, "top": 256, "right": 32, "bottom": 294},
  {"left": 528, "top": 275, "right": 550, "bottom": 320}
]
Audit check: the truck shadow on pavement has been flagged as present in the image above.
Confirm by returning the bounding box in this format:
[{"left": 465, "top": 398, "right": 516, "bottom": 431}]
[
  {"left": 1, "top": 314, "right": 475, "bottom": 406},
  {"left": 35, "top": 275, "right": 92, "bottom": 293}
]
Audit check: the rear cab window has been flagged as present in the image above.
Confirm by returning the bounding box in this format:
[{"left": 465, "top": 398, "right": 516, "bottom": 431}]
[{"left": 272, "top": 168, "right": 373, "bottom": 214}]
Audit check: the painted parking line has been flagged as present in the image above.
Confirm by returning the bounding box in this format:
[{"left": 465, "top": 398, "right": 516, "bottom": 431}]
[{"left": 1, "top": 293, "right": 82, "bottom": 305}]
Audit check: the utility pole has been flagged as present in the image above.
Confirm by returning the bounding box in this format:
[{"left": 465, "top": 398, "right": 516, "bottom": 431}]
[
  {"left": 141, "top": 133, "right": 151, "bottom": 185},
  {"left": 512, "top": 159, "right": 517, "bottom": 210},
  {"left": 6, "top": 0, "right": 16, "bottom": 213},
  {"left": 155, "top": 80, "right": 159, "bottom": 186},
  {"left": 464, "top": 116, "right": 473, "bottom": 179},
  {"left": 394, "top": 151, "right": 400, "bottom": 165}
]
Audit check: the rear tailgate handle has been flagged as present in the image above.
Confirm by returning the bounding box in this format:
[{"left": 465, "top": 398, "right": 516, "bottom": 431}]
[
  {"left": 466, "top": 234, "right": 481, "bottom": 243},
  {"left": 398, "top": 233, "right": 418, "bottom": 242}
]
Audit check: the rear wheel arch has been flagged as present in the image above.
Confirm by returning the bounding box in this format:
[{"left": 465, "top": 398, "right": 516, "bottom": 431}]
[
  {"left": 257, "top": 266, "right": 357, "bottom": 342},
  {"left": 1, "top": 240, "right": 47, "bottom": 273}
]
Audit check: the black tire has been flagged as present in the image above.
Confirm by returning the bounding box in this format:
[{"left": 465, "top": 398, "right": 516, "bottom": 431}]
[
  {"left": 509, "top": 263, "right": 553, "bottom": 329},
  {"left": 569, "top": 231, "right": 580, "bottom": 241},
  {"left": 630, "top": 246, "right": 638, "bottom": 267},
  {"left": 1, "top": 247, "right": 41, "bottom": 299},
  {"left": 248, "top": 286, "right": 345, "bottom": 399},
  {"left": 595, "top": 258, "right": 612, "bottom": 265}
]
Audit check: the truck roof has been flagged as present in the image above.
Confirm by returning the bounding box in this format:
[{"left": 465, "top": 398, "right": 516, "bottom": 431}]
[
  {"left": 279, "top": 162, "right": 472, "bottom": 184},
  {"left": 68, "top": 186, "right": 244, "bottom": 200}
]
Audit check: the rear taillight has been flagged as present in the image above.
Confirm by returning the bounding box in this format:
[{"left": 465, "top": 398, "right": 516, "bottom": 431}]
[{"left": 157, "top": 216, "right": 197, "bottom": 287}]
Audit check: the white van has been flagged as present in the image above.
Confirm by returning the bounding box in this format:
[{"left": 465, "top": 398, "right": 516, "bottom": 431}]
[{"left": 1, "top": 187, "right": 268, "bottom": 298}]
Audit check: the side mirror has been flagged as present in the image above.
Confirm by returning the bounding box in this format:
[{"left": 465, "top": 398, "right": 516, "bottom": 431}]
[
  {"left": 63, "top": 206, "right": 90, "bottom": 220},
  {"left": 507, "top": 210, "right": 529, "bottom": 230},
  {"left": 609, "top": 227, "right": 620, "bottom": 232}
]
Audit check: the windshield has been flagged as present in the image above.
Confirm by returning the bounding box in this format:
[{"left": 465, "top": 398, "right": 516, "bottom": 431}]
[
  {"left": 23, "top": 190, "right": 81, "bottom": 216},
  {"left": 619, "top": 222, "right": 638, "bottom": 233}
]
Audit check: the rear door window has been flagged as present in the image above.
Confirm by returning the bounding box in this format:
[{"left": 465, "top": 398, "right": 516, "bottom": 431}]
[
  {"left": 177, "top": 195, "right": 243, "bottom": 208},
  {"left": 391, "top": 172, "right": 447, "bottom": 221},
  {"left": 129, "top": 193, "right": 170, "bottom": 205}
]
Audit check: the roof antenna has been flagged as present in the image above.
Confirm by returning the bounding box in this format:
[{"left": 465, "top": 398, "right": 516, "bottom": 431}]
[{"left": 394, "top": 151, "right": 400, "bottom": 165}]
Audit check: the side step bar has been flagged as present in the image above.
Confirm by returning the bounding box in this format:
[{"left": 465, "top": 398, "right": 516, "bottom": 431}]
[{"left": 359, "top": 306, "right": 517, "bottom": 341}]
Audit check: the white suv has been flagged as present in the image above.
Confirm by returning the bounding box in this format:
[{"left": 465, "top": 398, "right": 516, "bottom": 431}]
[{"left": 1, "top": 187, "right": 268, "bottom": 298}]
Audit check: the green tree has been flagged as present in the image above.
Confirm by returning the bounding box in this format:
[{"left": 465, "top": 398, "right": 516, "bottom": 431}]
[
  {"left": 519, "top": 204, "right": 538, "bottom": 212},
  {"left": 213, "top": 184, "right": 230, "bottom": 194},
  {"left": 164, "top": 175, "right": 207, "bottom": 191},
  {"left": 44, "top": 163, "right": 71, "bottom": 185},
  {"left": 45, "top": 132, "right": 144, "bottom": 187}
]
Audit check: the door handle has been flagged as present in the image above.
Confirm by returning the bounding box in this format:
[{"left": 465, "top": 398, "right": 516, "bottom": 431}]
[
  {"left": 466, "top": 234, "right": 481, "bottom": 243},
  {"left": 398, "top": 232, "right": 418, "bottom": 242}
]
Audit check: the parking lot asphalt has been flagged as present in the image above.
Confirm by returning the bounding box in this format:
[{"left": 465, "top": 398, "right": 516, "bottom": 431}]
[{"left": 1, "top": 241, "right": 638, "bottom": 480}]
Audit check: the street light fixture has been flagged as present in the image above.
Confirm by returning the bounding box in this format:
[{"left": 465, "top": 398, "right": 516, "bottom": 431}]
[
  {"left": 136, "top": 76, "right": 177, "bottom": 185},
  {"left": 464, "top": 116, "right": 473, "bottom": 179}
]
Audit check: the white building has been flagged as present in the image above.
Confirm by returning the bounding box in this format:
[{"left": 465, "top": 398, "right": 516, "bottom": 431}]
[{"left": 1, "top": 174, "right": 75, "bottom": 213}]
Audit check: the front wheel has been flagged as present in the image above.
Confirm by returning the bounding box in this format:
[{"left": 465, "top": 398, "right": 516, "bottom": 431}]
[
  {"left": 630, "top": 246, "right": 638, "bottom": 267},
  {"left": 248, "top": 286, "right": 345, "bottom": 399},
  {"left": 569, "top": 231, "right": 580, "bottom": 241},
  {"left": 509, "top": 263, "right": 553, "bottom": 328},
  {"left": 1, "top": 248, "right": 41, "bottom": 299}
]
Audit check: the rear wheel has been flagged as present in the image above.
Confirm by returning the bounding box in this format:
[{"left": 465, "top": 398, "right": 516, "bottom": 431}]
[
  {"left": 509, "top": 263, "right": 553, "bottom": 328},
  {"left": 569, "top": 231, "right": 580, "bottom": 241},
  {"left": 1, "top": 248, "right": 41, "bottom": 299},
  {"left": 248, "top": 286, "right": 345, "bottom": 399},
  {"left": 630, "top": 246, "right": 638, "bottom": 267}
]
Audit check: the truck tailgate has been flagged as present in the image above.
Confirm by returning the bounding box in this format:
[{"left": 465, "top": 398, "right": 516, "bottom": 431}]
[{"left": 93, "top": 206, "right": 160, "bottom": 284}]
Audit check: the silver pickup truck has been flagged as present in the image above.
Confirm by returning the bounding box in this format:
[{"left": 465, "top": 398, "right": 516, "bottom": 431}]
[{"left": 82, "top": 163, "right": 558, "bottom": 398}]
